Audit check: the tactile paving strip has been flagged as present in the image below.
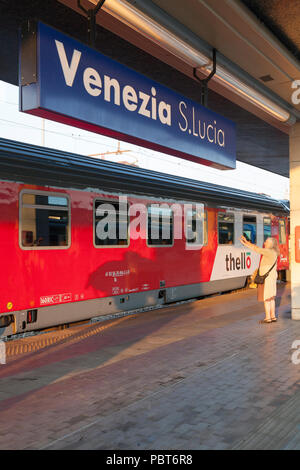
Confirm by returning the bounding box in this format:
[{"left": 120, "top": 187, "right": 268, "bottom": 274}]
[{"left": 4, "top": 316, "right": 131, "bottom": 358}]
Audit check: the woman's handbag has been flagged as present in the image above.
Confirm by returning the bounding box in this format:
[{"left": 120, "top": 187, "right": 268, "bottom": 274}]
[{"left": 254, "top": 259, "right": 277, "bottom": 285}]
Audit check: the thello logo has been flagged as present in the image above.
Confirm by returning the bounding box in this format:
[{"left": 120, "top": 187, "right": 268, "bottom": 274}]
[{"left": 225, "top": 252, "right": 251, "bottom": 271}]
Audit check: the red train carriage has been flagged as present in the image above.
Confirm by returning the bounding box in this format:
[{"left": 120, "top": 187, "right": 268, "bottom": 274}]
[{"left": 0, "top": 138, "right": 289, "bottom": 337}]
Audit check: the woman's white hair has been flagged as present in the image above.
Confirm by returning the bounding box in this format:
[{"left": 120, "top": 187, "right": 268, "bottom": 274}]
[{"left": 268, "top": 237, "right": 280, "bottom": 255}]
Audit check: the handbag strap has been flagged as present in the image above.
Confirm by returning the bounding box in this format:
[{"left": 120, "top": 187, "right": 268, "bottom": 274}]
[{"left": 258, "top": 257, "right": 277, "bottom": 278}]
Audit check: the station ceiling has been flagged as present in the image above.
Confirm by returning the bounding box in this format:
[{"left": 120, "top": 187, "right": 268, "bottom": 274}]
[
  {"left": 0, "top": 0, "right": 299, "bottom": 178},
  {"left": 242, "top": 0, "right": 300, "bottom": 60}
]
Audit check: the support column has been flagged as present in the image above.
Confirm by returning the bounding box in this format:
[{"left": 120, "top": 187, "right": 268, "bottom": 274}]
[{"left": 290, "top": 122, "right": 300, "bottom": 320}]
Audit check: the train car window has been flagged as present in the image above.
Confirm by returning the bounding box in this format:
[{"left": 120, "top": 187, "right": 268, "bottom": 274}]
[
  {"left": 94, "top": 200, "right": 129, "bottom": 247},
  {"left": 218, "top": 213, "right": 234, "bottom": 245},
  {"left": 243, "top": 216, "right": 257, "bottom": 243},
  {"left": 279, "top": 219, "right": 287, "bottom": 245},
  {"left": 20, "top": 192, "right": 70, "bottom": 248},
  {"left": 22, "top": 194, "right": 68, "bottom": 207},
  {"left": 147, "top": 206, "right": 173, "bottom": 246},
  {"left": 186, "top": 208, "right": 208, "bottom": 246},
  {"left": 263, "top": 217, "right": 272, "bottom": 241}
]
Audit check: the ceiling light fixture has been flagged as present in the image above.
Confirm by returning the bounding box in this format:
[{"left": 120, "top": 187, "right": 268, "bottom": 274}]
[{"left": 87, "top": 0, "right": 294, "bottom": 124}]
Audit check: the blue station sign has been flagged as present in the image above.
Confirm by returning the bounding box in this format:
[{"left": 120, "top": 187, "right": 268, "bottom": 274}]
[{"left": 20, "top": 22, "right": 236, "bottom": 169}]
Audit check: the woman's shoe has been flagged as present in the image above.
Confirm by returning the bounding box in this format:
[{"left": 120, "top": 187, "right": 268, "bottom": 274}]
[
  {"left": 271, "top": 317, "right": 277, "bottom": 322},
  {"left": 259, "top": 319, "right": 272, "bottom": 324}
]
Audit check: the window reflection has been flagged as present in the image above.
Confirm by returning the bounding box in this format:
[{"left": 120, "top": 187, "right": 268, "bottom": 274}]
[
  {"left": 218, "top": 213, "right": 234, "bottom": 245},
  {"left": 21, "top": 192, "right": 70, "bottom": 248}
]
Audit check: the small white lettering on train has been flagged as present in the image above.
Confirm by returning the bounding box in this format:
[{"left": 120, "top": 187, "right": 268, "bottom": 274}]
[{"left": 40, "top": 293, "right": 72, "bottom": 305}]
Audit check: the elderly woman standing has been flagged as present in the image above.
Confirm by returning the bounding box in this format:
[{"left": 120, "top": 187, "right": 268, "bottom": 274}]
[{"left": 240, "top": 235, "right": 280, "bottom": 324}]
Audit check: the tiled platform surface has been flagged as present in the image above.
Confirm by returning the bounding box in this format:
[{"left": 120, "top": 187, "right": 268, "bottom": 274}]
[{"left": 0, "top": 283, "right": 299, "bottom": 450}]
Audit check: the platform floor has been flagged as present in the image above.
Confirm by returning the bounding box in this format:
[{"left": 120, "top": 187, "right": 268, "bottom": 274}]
[{"left": 0, "top": 283, "right": 299, "bottom": 450}]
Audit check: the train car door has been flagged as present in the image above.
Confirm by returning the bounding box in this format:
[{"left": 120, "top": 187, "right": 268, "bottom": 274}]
[{"left": 278, "top": 218, "right": 289, "bottom": 270}]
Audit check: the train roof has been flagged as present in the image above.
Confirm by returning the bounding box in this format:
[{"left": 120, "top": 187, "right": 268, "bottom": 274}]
[{"left": 0, "top": 138, "right": 289, "bottom": 215}]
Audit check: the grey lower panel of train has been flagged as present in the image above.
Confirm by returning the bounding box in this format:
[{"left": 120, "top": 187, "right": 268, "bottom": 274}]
[{"left": 0, "top": 276, "right": 247, "bottom": 337}]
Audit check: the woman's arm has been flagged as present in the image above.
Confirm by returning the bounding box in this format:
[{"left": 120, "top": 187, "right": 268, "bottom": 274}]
[{"left": 239, "top": 236, "right": 268, "bottom": 255}]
